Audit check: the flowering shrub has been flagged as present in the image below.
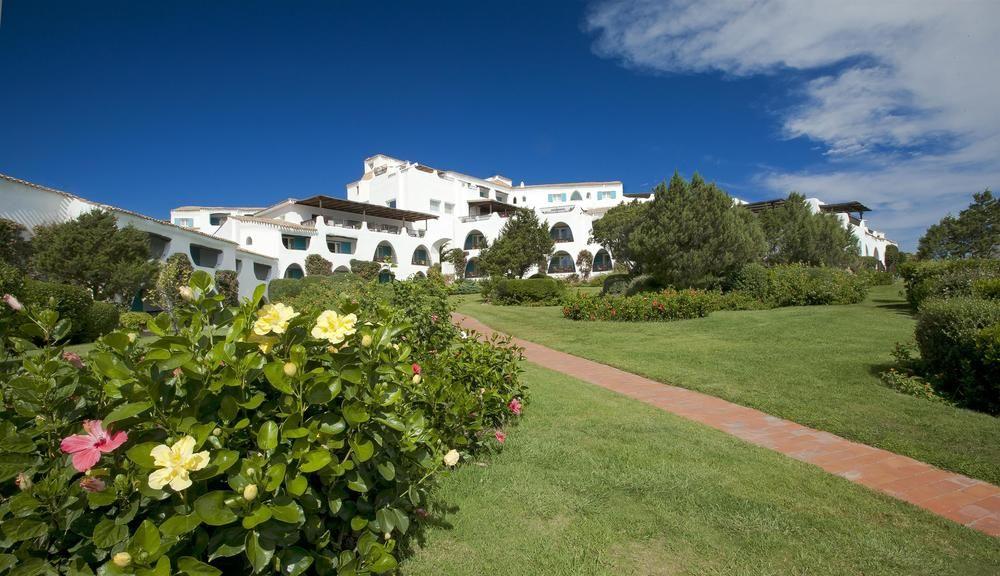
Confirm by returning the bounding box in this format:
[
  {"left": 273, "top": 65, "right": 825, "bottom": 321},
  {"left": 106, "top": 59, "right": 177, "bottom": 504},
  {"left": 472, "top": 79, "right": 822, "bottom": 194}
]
[
  {"left": 0, "top": 271, "right": 526, "bottom": 574},
  {"left": 562, "top": 289, "right": 719, "bottom": 322}
]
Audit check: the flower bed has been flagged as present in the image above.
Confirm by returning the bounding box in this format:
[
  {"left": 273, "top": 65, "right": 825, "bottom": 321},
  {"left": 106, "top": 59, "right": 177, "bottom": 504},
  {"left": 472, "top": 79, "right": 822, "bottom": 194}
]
[{"left": 0, "top": 272, "right": 526, "bottom": 574}]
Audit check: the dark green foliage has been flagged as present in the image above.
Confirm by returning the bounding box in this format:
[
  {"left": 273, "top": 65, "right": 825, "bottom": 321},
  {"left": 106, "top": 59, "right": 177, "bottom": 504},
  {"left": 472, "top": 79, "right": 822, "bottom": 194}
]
[
  {"left": 917, "top": 189, "right": 998, "bottom": 260},
  {"left": 30, "top": 209, "right": 159, "bottom": 304},
  {"left": 152, "top": 253, "right": 194, "bottom": 312},
  {"left": 601, "top": 273, "right": 630, "bottom": 295},
  {"left": 83, "top": 301, "right": 121, "bottom": 341},
  {"left": 369, "top": 276, "right": 458, "bottom": 353},
  {"left": 214, "top": 269, "right": 239, "bottom": 306},
  {"left": 624, "top": 274, "right": 661, "bottom": 296},
  {"left": 445, "top": 249, "right": 467, "bottom": 280},
  {"left": 448, "top": 280, "right": 481, "bottom": 295},
  {"left": 974, "top": 324, "right": 1000, "bottom": 412},
  {"left": 885, "top": 244, "right": 907, "bottom": 273},
  {"left": 899, "top": 259, "right": 1000, "bottom": 308},
  {"left": 479, "top": 210, "right": 554, "bottom": 279},
  {"left": 21, "top": 279, "right": 93, "bottom": 341},
  {"left": 0, "top": 261, "right": 23, "bottom": 300},
  {"left": 118, "top": 311, "right": 153, "bottom": 332},
  {"left": 589, "top": 200, "right": 648, "bottom": 272},
  {"left": 631, "top": 173, "right": 766, "bottom": 289},
  {"left": 856, "top": 256, "right": 882, "bottom": 271},
  {"left": 576, "top": 249, "right": 593, "bottom": 280},
  {"left": 269, "top": 274, "right": 364, "bottom": 312},
  {"left": 915, "top": 297, "right": 1000, "bottom": 413},
  {"left": 493, "top": 278, "right": 565, "bottom": 305},
  {"left": 0, "top": 218, "right": 31, "bottom": 271},
  {"left": 562, "top": 289, "right": 719, "bottom": 322},
  {"left": 729, "top": 263, "right": 869, "bottom": 306},
  {"left": 304, "top": 253, "right": 333, "bottom": 276},
  {"left": 973, "top": 278, "right": 1000, "bottom": 300},
  {"left": 757, "top": 193, "right": 859, "bottom": 268},
  {"left": 350, "top": 259, "right": 382, "bottom": 281}
]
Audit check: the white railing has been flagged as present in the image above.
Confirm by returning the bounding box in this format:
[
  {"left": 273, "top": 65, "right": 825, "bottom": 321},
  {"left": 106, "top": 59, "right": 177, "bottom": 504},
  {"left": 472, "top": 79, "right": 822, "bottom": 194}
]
[
  {"left": 460, "top": 214, "right": 493, "bottom": 223},
  {"left": 541, "top": 205, "right": 575, "bottom": 214}
]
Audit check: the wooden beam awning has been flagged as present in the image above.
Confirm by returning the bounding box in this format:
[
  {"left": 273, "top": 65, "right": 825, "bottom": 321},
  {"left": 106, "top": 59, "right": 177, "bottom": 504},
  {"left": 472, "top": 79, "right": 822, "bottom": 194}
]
[
  {"left": 467, "top": 198, "right": 519, "bottom": 212},
  {"left": 296, "top": 195, "right": 438, "bottom": 222}
]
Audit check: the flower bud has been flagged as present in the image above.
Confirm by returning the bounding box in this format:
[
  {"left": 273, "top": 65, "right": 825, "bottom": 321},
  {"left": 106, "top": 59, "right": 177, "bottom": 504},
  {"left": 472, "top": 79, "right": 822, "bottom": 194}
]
[
  {"left": 15, "top": 472, "right": 31, "bottom": 491},
  {"left": 361, "top": 334, "right": 373, "bottom": 348},
  {"left": 384, "top": 532, "right": 391, "bottom": 540},
  {"left": 412, "top": 374, "right": 422, "bottom": 385},
  {"left": 178, "top": 286, "right": 195, "bottom": 301},
  {"left": 128, "top": 332, "right": 137, "bottom": 343},
  {"left": 243, "top": 483, "right": 258, "bottom": 502},
  {"left": 283, "top": 362, "right": 297, "bottom": 377},
  {"left": 212, "top": 427, "right": 222, "bottom": 436},
  {"left": 113, "top": 552, "right": 132, "bottom": 568},
  {"left": 3, "top": 294, "right": 23, "bottom": 311}
]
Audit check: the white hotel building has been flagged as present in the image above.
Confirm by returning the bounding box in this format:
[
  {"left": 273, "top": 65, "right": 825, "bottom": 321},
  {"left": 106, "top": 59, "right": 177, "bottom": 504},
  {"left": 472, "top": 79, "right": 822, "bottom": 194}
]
[{"left": 1, "top": 154, "right": 895, "bottom": 300}]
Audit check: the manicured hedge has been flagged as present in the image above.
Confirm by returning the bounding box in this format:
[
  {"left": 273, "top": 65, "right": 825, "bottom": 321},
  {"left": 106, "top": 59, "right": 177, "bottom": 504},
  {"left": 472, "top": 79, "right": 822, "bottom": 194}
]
[
  {"left": 563, "top": 289, "right": 718, "bottom": 322},
  {"left": 601, "top": 273, "right": 630, "bottom": 296},
  {"left": 449, "top": 279, "right": 481, "bottom": 295},
  {"left": 900, "top": 259, "right": 1000, "bottom": 308},
  {"left": 119, "top": 311, "right": 153, "bottom": 332},
  {"left": 493, "top": 277, "right": 565, "bottom": 305},
  {"left": 730, "top": 263, "right": 869, "bottom": 306},
  {"left": 83, "top": 301, "right": 120, "bottom": 341},
  {"left": 624, "top": 274, "right": 660, "bottom": 296},
  {"left": 915, "top": 297, "right": 1000, "bottom": 413},
  {"left": 21, "top": 279, "right": 94, "bottom": 341}
]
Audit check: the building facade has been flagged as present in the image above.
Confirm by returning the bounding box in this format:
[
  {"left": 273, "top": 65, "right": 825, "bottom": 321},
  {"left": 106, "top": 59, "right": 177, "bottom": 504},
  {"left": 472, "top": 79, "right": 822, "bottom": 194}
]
[{"left": 1, "top": 154, "right": 897, "bottom": 303}]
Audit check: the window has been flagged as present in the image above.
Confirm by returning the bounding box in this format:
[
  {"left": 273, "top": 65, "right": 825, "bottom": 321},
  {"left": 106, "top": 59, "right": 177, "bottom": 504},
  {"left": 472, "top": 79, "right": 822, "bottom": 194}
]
[
  {"left": 464, "top": 231, "right": 487, "bottom": 250},
  {"left": 209, "top": 213, "right": 227, "bottom": 226},
  {"left": 374, "top": 242, "right": 395, "bottom": 263},
  {"left": 465, "top": 258, "right": 482, "bottom": 278},
  {"left": 386, "top": 199, "right": 397, "bottom": 208},
  {"left": 548, "top": 252, "right": 576, "bottom": 274},
  {"left": 235, "top": 259, "right": 243, "bottom": 273},
  {"left": 478, "top": 186, "right": 489, "bottom": 199},
  {"left": 254, "top": 263, "right": 271, "bottom": 281},
  {"left": 284, "top": 264, "right": 304, "bottom": 279},
  {"left": 570, "top": 191, "right": 583, "bottom": 201},
  {"left": 550, "top": 223, "right": 574, "bottom": 243},
  {"left": 173, "top": 217, "right": 194, "bottom": 227},
  {"left": 430, "top": 199, "right": 441, "bottom": 212},
  {"left": 597, "top": 190, "right": 617, "bottom": 201},
  {"left": 593, "top": 250, "right": 612, "bottom": 272},
  {"left": 189, "top": 244, "right": 221, "bottom": 268},
  {"left": 412, "top": 246, "right": 430, "bottom": 266},
  {"left": 444, "top": 202, "right": 454, "bottom": 214},
  {"left": 547, "top": 193, "right": 567, "bottom": 203},
  {"left": 282, "top": 235, "right": 310, "bottom": 250},
  {"left": 245, "top": 236, "right": 253, "bottom": 245},
  {"left": 496, "top": 192, "right": 508, "bottom": 203},
  {"left": 327, "top": 237, "right": 353, "bottom": 254}
]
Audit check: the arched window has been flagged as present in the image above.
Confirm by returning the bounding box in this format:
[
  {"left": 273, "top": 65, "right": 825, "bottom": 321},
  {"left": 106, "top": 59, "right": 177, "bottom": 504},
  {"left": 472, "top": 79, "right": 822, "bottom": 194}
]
[
  {"left": 550, "top": 223, "right": 574, "bottom": 243},
  {"left": 245, "top": 236, "right": 253, "bottom": 246},
  {"left": 570, "top": 191, "right": 583, "bottom": 201},
  {"left": 465, "top": 258, "right": 483, "bottom": 279},
  {"left": 464, "top": 230, "right": 487, "bottom": 250},
  {"left": 412, "top": 245, "right": 430, "bottom": 266},
  {"left": 284, "top": 264, "right": 304, "bottom": 279},
  {"left": 378, "top": 269, "right": 394, "bottom": 284},
  {"left": 548, "top": 251, "right": 576, "bottom": 274},
  {"left": 593, "top": 249, "right": 612, "bottom": 272},
  {"left": 374, "top": 241, "right": 396, "bottom": 264}
]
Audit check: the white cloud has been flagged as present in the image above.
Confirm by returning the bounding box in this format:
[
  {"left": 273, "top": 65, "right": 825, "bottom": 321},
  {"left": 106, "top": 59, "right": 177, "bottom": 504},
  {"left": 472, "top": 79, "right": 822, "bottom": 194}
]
[{"left": 586, "top": 0, "right": 1000, "bottom": 249}]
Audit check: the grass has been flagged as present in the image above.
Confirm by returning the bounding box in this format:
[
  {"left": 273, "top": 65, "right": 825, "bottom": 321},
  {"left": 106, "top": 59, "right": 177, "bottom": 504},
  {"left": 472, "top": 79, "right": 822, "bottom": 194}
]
[
  {"left": 401, "top": 363, "right": 1000, "bottom": 575},
  {"left": 454, "top": 283, "right": 1000, "bottom": 485}
]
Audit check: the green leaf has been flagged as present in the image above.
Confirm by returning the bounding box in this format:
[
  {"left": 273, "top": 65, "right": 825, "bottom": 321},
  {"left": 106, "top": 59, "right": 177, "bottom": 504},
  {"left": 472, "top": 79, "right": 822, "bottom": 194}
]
[
  {"left": 159, "top": 513, "right": 202, "bottom": 537},
  {"left": 340, "top": 367, "right": 363, "bottom": 384},
  {"left": 369, "top": 549, "right": 398, "bottom": 574},
  {"left": 131, "top": 520, "right": 161, "bottom": 555},
  {"left": 343, "top": 402, "right": 369, "bottom": 425},
  {"left": 349, "top": 437, "right": 374, "bottom": 463},
  {"left": 350, "top": 516, "right": 368, "bottom": 531},
  {"left": 207, "top": 527, "right": 247, "bottom": 561},
  {"left": 103, "top": 401, "right": 152, "bottom": 425},
  {"left": 194, "top": 491, "right": 238, "bottom": 526},
  {"left": 347, "top": 472, "right": 369, "bottom": 493},
  {"left": 286, "top": 475, "right": 307, "bottom": 496},
  {"left": 0, "top": 455, "right": 35, "bottom": 482},
  {"left": 263, "top": 362, "right": 293, "bottom": 394},
  {"left": 194, "top": 449, "right": 239, "bottom": 479},
  {"left": 8, "top": 558, "right": 56, "bottom": 576},
  {"left": 177, "top": 557, "right": 221, "bottom": 576},
  {"left": 257, "top": 421, "right": 278, "bottom": 451},
  {"left": 299, "top": 449, "right": 332, "bottom": 473},
  {"left": 1, "top": 518, "right": 48, "bottom": 542},
  {"left": 241, "top": 506, "right": 272, "bottom": 530},
  {"left": 91, "top": 352, "right": 132, "bottom": 379},
  {"left": 136, "top": 557, "right": 170, "bottom": 576},
  {"left": 245, "top": 530, "right": 274, "bottom": 574},
  {"left": 126, "top": 441, "right": 161, "bottom": 469},
  {"left": 190, "top": 270, "right": 213, "bottom": 291},
  {"left": 92, "top": 518, "right": 129, "bottom": 548},
  {"left": 269, "top": 500, "right": 305, "bottom": 524},
  {"left": 278, "top": 547, "right": 313, "bottom": 576},
  {"left": 376, "top": 461, "right": 395, "bottom": 481},
  {"left": 264, "top": 463, "right": 286, "bottom": 492},
  {"left": 144, "top": 348, "right": 172, "bottom": 361}
]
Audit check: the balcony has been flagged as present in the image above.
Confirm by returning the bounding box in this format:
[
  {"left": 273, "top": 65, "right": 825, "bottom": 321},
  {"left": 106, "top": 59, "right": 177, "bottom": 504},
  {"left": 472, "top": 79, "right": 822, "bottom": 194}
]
[
  {"left": 368, "top": 223, "right": 401, "bottom": 234},
  {"left": 405, "top": 228, "right": 426, "bottom": 238},
  {"left": 541, "top": 205, "right": 575, "bottom": 214}
]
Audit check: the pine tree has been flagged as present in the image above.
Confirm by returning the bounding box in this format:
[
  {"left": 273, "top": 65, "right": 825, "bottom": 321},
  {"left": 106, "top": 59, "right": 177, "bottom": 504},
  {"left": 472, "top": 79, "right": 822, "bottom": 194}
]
[
  {"left": 479, "top": 209, "right": 554, "bottom": 279},
  {"left": 757, "top": 193, "right": 858, "bottom": 267}
]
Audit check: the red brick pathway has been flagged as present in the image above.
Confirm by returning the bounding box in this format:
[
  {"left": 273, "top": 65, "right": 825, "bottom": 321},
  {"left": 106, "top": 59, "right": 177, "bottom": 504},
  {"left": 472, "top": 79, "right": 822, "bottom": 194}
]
[{"left": 454, "top": 312, "right": 1000, "bottom": 537}]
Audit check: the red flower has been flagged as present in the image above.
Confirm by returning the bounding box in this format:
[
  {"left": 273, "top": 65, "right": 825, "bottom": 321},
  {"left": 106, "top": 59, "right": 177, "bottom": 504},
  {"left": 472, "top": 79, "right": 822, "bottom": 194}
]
[
  {"left": 508, "top": 398, "right": 522, "bottom": 416},
  {"left": 59, "top": 420, "right": 128, "bottom": 472},
  {"left": 494, "top": 430, "right": 506, "bottom": 443},
  {"left": 411, "top": 363, "right": 422, "bottom": 375}
]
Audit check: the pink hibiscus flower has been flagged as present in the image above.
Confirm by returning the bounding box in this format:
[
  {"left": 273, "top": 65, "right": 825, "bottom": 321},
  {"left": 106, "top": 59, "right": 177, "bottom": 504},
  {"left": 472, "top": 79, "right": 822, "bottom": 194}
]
[
  {"left": 508, "top": 398, "right": 522, "bottom": 416},
  {"left": 61, "top": 351, "right": 85, "bottom": 369},
  {"left": 60, "top": 420, "right": 128, "bottom": 472},
  {"left": 411, "top": 363, "right": 422, "bottom": 375},
  {"left": 494, "top": 430, "right": 506, "bottom": 444},
  {"left": 79, "top": 476, "right": 107, "bottom": 493}
]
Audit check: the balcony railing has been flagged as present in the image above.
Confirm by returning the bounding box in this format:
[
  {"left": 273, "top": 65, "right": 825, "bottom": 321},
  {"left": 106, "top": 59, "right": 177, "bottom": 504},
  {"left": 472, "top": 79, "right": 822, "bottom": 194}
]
[
  {"left": 405, "top": 229, "right": 426, "bottom": 237},
  {"left": 541, "top": 205, "right": 575, "bottom": 214},
  {"left": 368, "top": 223, "right": 400, "bottom": 234},
  {"left": 460, "top": 214, "right": 492, "bottom": 223}
]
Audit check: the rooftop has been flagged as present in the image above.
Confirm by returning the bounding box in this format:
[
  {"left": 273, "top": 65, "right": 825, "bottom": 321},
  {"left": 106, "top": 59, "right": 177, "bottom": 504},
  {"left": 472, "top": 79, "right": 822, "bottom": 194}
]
[{"left": 296, "top": 195, "right": 438, "bottom": 222}]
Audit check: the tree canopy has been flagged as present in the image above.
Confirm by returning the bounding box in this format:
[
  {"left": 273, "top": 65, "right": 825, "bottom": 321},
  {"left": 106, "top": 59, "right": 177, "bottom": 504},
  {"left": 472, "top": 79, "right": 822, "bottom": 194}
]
[
  {"left": 630, "top": 173, "right": 766, "bottom": 289},
  {"left": 479, "top": 209, "right": 554, "bottom": 279},
  {"left": 0, "top": 218, "right": 32, "bottom": 271},
  {"left": 917, "top": 189, "right": 998, "bottom": 260},
  {"left": 757, "top": 193, "right": 859, "bottom": 268},
  {"left": 589, "top": 200, "right": 648, "bottom": 272},
  {"left": 31, "top": 209, "right": 159, "bottom": 304}
]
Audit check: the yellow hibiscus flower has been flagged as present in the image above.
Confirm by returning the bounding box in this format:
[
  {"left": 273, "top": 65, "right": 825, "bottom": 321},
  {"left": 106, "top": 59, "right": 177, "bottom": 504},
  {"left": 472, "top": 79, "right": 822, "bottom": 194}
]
[
  {"left": 253, "top": 303, "right": 299, "bottom": 336},
  {"left": 147, "top": 436, "right": 210, "bottom": 492},
  {"left": 311, "top": 310, "right": 358, "bottom": 344}
]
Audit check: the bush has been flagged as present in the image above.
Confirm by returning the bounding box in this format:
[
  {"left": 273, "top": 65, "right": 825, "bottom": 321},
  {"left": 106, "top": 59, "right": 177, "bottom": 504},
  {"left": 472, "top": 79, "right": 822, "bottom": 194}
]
[
  {"left": 493, "top": 278, "right": 565, "bottom": 305},
  {"left": 83, "top": 301, "right": 121, "bottom": 341},
  {"left": 304, "top": 254, "right": 333, "bottom": 276},
  {"left": 563, "top": 289, "right": 719, "bottom": 322},
  {"left": 214, "top": 269, "right": 239, "bottom": 306},
  {"left": 0, "top": 261, "right": 23, "bottom": 302},
  {"left": 0, "top": 217, "right": 31, "bottom": 270},
  {"left": 915, "top": 297, "right": 1000, "bottom": 412},
  {"left": 624, "top": 274, "right": 660, "bottom": 296},
  {"left": 350, "top": 259, "right": 382, "bottom": 281},
  {"left": 858, "top": 269, "right": 894, "bottom": 286},
  {"left": 0, "top": 270, "right": 527, "bottom": 574},
  {"left": 21, "top": 279, "right": 94, "bottom": 341},
  {"left": 730, "top": 263, "right": 868, "bottom": 307},
  {"left": 899, "top": 259, "right": 1000, "bottom": 308},
  {"left": 152, "top": 253, "right": 194, "bottom": 313},
  {"left": 974, "top": 324, "right": 1000, "bottom": 412},
  {"left": 270, "top": 274, "right": 366, "bottom": 315},
  {"left": 448, "top": 280, "right": 481, "bottom": 295},
  {"left": 973, "top": 278, "right": 1000, "bottom": 300},
  {"left": 119, "top": 311, "right": 153, "bottom": 332},
  {"left": 601, "top": 273, "right": 630, "bottom": 296}
]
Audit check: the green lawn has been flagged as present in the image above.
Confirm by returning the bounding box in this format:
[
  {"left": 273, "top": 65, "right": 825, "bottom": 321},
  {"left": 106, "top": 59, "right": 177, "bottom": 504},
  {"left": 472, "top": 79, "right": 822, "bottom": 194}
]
[
  {"left": 402, "top": 364, "right": 1000, "bottom": 575},
  {"left": 454, "top": 284, "right": 1000, "bottom": 485}
]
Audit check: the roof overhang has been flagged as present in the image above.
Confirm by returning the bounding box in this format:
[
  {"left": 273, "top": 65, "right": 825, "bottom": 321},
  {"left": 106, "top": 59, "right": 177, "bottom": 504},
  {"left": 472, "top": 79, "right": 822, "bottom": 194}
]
[
  {"left": 295, "top": 195, "right": 437, "bottom": 222},
  {"left": 467, "top": 198, "right": 519, "bottom": 212},
  {"left": 818, "top": 201, "right": 872, "bottom": 214}
]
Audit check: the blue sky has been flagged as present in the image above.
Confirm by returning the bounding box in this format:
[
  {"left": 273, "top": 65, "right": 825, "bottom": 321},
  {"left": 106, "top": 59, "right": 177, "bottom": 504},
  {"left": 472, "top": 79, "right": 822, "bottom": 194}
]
[{"left": 1, "top": 1, "right": 997, "bottom": 250}]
